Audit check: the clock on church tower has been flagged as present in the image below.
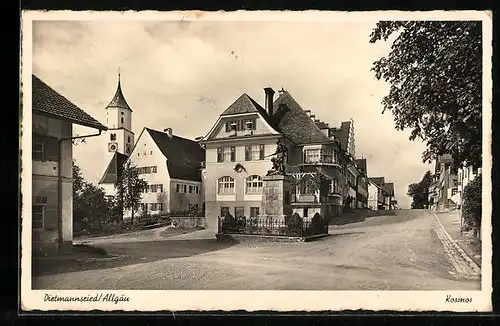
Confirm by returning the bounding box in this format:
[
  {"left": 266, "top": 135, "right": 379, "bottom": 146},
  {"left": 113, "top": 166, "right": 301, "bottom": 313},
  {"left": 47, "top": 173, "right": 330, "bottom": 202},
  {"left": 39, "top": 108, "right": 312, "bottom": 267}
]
[{"left": 104, "top": 72, "right": 135, "bottom": 156}]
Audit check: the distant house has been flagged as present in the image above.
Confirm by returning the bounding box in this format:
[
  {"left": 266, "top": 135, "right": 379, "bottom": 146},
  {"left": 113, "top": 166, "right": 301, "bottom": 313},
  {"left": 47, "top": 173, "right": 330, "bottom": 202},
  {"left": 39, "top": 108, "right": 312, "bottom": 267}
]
[
  {"left": 455, "top": 165, "right": 482, "bottom": 209},
  {"left": 31, "top": 75, "right": 107, "bottom": 253},
  {"left": 368, "top": 177, "right": 386, "bottom": 210},
  {"left": 382, "top": 182, "right": 395, "bottom": 210},
  {"left": 122, "top": 127, "right": 205, "bottom": 216},
  {"left": 354, "top": 158, "right": 369, "bottom": 209},
  {"left": 430, "top": 154, "right": 458, "bottom": 211}
]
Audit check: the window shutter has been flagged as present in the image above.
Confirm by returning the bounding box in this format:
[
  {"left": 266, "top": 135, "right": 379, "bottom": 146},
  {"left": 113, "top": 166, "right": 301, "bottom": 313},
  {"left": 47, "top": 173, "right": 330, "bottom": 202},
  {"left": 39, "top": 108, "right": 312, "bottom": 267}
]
[
  {"left": 43, "top": 207, "right": 58, "bottom": 230},
  {"left": 259, "top": 144, "right": 265, "bottom": 160},
  {"left": 45, "top": 136, "right": 59, "bottom": 162},
  {"left": 217, "top": 147, "right": 223, "bottom": 163},
  {"left": 230, "top": 146, "right": 236, "bottom": 162},
  {"left": 225, "top": 122, "right": 230, "bottom": 132},
  {"left": 245, "top": 145, "right": 251, "bottom": 161}
]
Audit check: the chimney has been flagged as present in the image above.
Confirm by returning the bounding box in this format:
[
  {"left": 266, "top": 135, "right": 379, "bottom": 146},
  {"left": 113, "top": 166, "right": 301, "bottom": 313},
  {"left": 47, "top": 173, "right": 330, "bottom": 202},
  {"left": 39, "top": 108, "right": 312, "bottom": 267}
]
[
  {"left": 164, "top": 128, "right": 173, "bottom": 139},
  {"left": 264, "top": 87, "right": 275, "bottom": 116}
]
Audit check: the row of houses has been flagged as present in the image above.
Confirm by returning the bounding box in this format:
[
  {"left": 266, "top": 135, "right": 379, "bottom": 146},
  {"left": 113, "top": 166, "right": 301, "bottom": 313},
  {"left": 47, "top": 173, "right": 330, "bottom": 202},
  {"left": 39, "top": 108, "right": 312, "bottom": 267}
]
[
  {"left": 30, "top": 74, "right": 397, "bottom": 252},
  {"left": 428, "top": 154, "right": 481, "bottom": 212}
]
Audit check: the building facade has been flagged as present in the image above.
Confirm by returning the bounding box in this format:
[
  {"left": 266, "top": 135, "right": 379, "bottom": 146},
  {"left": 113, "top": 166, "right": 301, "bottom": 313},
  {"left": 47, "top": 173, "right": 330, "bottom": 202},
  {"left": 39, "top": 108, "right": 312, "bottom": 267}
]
[
  {"left": 201, "top": 87, "right": 365, "bottom": 233},
  {"left": 31, "top": 75, "right": 107, "bottom": 253}
]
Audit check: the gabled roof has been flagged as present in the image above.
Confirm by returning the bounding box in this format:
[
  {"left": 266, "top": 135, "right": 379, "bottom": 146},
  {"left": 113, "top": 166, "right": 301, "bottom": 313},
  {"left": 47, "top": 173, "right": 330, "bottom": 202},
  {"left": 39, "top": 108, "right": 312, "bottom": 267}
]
[
  {"left": 369, "top": 177, "right": 385, "bottom": 187},
  {"left": 221, "top": 93, "right": 263, "bottom": 116},
  {"left": 382, "top": 182, "right": 395, "bottom": 196},
  {"left": 98, "top": 152, "right": 129, "bottom": 184},
  {"left": 146, "top": 128, "right": 205, "bottom": 182},
  {"left": 332, "top": 121, "right": 351, "bottom": 152},
  {"left": 32, "top": 75, "right": 107, "bottom": 130},
  {"left": 355, "top": 158, "right": 367, "bottom": 175},
  {"left": 271, "top": 91, "right": 331, "bottom": 145},
  {"left": 106, "top": 75, "right": 132, "bottom": 112}
]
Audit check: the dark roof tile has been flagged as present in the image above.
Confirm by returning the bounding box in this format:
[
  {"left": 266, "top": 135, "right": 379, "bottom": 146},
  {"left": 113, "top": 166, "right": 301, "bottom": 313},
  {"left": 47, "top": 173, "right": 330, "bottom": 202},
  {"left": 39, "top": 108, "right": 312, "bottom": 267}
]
[
  {"left": 32, "top": 75, "right": 107, "bottom": 130},
  {"left": 98, "top": 152, "right": 129, "bottom": 184},
  {"left": 147, "top": 128, "right": 205, "bottom": 182},
  {"left": 271, "top": 91, "right": 331, "bottom": 145}
]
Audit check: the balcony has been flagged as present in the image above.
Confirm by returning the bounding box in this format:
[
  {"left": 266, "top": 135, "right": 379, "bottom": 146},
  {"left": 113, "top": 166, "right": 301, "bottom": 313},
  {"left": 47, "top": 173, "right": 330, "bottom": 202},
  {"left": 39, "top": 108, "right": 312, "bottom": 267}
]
[{"left": 301, "top": 147, "right": 341, "bottom": 167}]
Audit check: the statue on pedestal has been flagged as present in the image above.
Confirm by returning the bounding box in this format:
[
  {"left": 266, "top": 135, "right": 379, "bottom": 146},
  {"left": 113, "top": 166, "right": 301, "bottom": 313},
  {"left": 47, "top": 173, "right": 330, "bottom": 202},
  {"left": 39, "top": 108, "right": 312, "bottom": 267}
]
[{"left": 266, "top": 139, "right": 288, "bottom": 176}]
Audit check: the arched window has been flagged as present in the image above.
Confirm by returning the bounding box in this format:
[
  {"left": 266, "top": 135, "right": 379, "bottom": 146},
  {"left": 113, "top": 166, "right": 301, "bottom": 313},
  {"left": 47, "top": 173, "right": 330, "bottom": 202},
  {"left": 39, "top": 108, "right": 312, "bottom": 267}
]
[
  {"left": 121, "top": 117, "right": 124, "bottom": 124},
  {"left": 218, "top": 176, "right": 235, "bottom": 194},
  {"left": 246, "top": 175, "right": 263, "bottom": 193}
]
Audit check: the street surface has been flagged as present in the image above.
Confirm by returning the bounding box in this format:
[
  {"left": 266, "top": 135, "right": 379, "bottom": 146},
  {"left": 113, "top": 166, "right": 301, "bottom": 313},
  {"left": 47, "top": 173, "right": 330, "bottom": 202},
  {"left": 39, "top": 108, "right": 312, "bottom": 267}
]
[{"left": 33, "top": 209, "right": 480, "bottom": 290}]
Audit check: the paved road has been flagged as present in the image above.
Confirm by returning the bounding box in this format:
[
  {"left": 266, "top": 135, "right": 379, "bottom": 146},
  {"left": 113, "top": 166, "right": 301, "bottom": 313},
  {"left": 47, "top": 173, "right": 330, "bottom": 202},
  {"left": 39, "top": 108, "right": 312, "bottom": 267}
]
[{"left": 33, "top": 209, "right": 480, "bottom": 290}]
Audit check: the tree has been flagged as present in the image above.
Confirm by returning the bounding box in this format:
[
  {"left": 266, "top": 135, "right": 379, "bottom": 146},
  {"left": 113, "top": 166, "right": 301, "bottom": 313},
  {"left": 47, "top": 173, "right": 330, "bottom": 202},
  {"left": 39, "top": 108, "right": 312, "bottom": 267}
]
[
  {"left": 72, "top": 160, "right": 111, "bottom": 231},
  {"left": 407, "top": 170, "right": 432, "bottom": 209},
  {"left": 370, "top": 21, "right": 482, "bottom": 171},
  {"left": 114, "top": 160, "right": 148, "bottom": 223}
]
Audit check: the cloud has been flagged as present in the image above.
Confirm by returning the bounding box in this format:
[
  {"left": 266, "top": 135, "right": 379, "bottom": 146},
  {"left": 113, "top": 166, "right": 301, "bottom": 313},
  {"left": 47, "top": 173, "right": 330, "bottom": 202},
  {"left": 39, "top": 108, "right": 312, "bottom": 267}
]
[{"left": 32, "top": 19, "right": 431, "bottom": 208}]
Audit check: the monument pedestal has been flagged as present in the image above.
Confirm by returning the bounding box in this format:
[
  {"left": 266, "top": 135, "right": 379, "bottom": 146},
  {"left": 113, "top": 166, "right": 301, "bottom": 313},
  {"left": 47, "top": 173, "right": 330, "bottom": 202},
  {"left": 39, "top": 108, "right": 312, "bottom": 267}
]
[{"left": 262, "top": 174, "right": 294, "bottom": 219}]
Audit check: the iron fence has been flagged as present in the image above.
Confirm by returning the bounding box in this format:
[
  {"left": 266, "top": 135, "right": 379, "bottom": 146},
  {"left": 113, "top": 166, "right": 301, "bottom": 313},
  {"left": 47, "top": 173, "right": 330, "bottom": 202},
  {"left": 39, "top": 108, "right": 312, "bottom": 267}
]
[{"left": 217, "top": 215, "right": 328, "bottom": 237}]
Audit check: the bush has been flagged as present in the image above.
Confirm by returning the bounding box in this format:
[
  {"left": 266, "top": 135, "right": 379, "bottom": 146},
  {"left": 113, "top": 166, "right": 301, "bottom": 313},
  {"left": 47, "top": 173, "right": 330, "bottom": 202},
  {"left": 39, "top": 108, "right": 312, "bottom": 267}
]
[
  {"left": 462, "top": 174, "right": 482, "bottom": 236},
  {"left": 286, "top": 213, "right": 303, "bottom": 236}
]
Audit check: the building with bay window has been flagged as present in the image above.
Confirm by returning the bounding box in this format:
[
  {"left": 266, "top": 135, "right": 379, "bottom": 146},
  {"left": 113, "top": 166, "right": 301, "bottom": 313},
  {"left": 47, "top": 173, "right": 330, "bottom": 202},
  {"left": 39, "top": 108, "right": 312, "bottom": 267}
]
[{"left": 201, "top": 87, "right": 361, "bottom": 232}]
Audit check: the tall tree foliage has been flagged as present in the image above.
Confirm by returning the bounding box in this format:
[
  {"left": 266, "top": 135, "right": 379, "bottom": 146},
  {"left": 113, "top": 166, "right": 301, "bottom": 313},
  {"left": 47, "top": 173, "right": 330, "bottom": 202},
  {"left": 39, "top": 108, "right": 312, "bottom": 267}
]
[
  {"left": 370, "top": 21, "right": 482, "bottom": 170},
  {"left": 114, "top": 160, "right": 148, "bottom": 223},
  {"left": 73, "top": 160, "right": 110, "bottom": 230},
  {"left": 407, "top": 170, "right": 432, "bottom": 209}
]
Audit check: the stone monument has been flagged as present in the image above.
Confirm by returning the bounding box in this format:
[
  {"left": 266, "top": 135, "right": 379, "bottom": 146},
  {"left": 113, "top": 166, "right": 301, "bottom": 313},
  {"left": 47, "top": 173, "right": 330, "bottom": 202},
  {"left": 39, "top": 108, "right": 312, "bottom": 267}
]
[{"left": 262, "top": 139, "right": 293, "bottom": 219}]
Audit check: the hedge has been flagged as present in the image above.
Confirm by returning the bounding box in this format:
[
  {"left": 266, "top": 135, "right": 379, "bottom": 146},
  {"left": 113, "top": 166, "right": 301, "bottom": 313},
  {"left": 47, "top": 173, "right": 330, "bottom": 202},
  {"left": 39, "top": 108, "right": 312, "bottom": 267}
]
[{"left": 461, "top": 173, "right": 482, "bottom": 234}]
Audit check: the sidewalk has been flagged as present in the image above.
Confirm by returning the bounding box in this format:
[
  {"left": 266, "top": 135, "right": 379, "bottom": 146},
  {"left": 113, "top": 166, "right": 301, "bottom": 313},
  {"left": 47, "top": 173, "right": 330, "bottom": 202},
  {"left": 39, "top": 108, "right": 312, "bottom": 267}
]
[{"left": 436, "top": 210, "right": 482, "bottom": 267}]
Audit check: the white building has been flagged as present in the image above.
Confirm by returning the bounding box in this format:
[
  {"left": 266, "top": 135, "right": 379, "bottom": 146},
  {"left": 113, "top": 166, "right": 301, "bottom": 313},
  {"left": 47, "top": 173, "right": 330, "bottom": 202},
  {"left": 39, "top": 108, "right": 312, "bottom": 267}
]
[
  {"left": 124, "top": 127, "right": 205, "bottom": 216},
  {"left": 98, "top": 74, "right": 206, "bottom": 217},
  {"left": 454, "top": 165, "right": 482, "bottom": 208}
]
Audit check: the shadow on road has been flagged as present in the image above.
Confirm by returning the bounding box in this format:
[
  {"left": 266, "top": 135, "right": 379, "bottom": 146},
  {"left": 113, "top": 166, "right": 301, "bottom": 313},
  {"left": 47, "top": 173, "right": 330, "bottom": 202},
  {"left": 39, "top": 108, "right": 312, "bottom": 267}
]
[
  {"left": 32, "top": 238, "right": 234, "bottom": 277},
  {"left": 329, "top": 210, "right": 397, "bottom": 226}
]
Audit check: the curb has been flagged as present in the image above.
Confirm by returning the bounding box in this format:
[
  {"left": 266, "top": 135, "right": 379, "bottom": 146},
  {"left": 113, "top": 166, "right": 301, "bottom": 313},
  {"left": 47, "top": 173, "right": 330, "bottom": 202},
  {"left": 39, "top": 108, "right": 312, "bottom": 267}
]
[{"left": 432, "top": 212, "right": 481, "bottom": 279}]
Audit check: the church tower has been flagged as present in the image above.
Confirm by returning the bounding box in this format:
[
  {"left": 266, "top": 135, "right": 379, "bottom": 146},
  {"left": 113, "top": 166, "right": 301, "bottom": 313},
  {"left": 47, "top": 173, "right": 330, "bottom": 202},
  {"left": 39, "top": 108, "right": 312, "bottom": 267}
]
[{"left": 105, "top": 71, "right": 134, "bottom": 156}]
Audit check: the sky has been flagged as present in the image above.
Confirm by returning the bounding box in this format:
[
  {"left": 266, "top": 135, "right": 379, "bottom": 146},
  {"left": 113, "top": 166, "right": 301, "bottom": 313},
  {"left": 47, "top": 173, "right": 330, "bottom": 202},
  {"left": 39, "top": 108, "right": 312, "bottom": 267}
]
[{"left": 32, "top": 16, "right": 433, "bottom": 208}]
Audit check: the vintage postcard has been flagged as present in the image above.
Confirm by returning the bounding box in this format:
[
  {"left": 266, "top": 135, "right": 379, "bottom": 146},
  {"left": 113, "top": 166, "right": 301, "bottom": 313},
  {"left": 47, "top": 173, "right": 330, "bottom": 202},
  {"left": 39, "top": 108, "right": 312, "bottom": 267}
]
[{"left": 20, "top": 10, "right": 492, "bottom": 312}]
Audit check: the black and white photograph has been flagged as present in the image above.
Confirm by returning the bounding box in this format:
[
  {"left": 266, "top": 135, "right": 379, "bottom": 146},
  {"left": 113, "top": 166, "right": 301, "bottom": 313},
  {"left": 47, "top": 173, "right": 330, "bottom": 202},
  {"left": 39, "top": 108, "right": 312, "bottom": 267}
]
[{"left": 20, "top": 10, "right": 492, "bottom": 312}]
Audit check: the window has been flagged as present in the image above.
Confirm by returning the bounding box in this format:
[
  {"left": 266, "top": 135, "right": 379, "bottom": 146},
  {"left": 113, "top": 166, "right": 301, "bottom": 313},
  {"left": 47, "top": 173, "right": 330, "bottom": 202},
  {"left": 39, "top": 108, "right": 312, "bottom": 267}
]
[
  {"left": 189, "top": 185, "right": 194, "bottom": 193},
  {"left": 150, "top": 151, "right": 152, "bottom": 155},
  {"left": 246, "top": 175, "right": 263, "bottom": 193},
  {"left": 157, "top": 184, "right": 163, "bottom": 192},
  {"left": 141, "top": 203, "right": 147, "bottom": 211},
  {"left": 121, "top": 112, "right": 124, "bottom": 115},
  {"left": 217, "top": 147, "right": 236, "bottom": 162},
  {"left": 235, "top": 207, "right": 245, "bottom": 218},
  {"left": 138, "top": 153, "right": 140, "bottom": 157},
  {"left": 321, "top": 148, "right": 333, "bottom": 163},
  {"left": 218, "top": 176, "right": 235, "bottom": 194},
  {"left": 189, "top": 203, "right": 199, "bottom": 211},
  {"left": 152, "top": 166, "right": 157, "bottom": 173},
  {"left": 32, "top": 133, "right": 59, "bottom": 162},
  {"left": 176, "top": 184, "right": 180, "bottom": 193},
  {"left": 329, "top": 179, "right": 339, "bottom": 194},
  {"left": 303, "top": 149, "right": 320, "bottom": 164},
  {"left": 245, "top": 119, "right": 257, "bottom": 131},
  {"left": 220, "top": 206, "right": 230, "bottom": 217},
  {"left": 245, "top": 145, "right": 265, "bottom": 161},
  {"left": 128, "top": 136, "right": 131, "bottom": 143},
  {"left": 148, "top": 203, "right": 155, "bottom": 211},
  {"left": 138, "top": 166, "right": 157, "bottom": 174},
  {"left": 452, "top": 189, "right": 458, "bottom": 196},
  {"left": 32, "top": 196, "right": 47, "bottom": 229},
  {"left": 121, "top": 117, "right": 124, "bottom": 123},
  {"left": 250, "top": 207, "right": 260, "bottom": 218},
  {"left": 110, "top": 133, "right": 117, "bottom": 141}
]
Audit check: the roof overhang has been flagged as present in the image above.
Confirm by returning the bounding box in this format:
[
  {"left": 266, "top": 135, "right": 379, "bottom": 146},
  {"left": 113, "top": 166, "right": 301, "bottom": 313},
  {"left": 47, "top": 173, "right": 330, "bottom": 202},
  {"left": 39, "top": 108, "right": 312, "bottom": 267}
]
[{"left": 33, "top": 110, "right": 108, "bottom": 131}]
